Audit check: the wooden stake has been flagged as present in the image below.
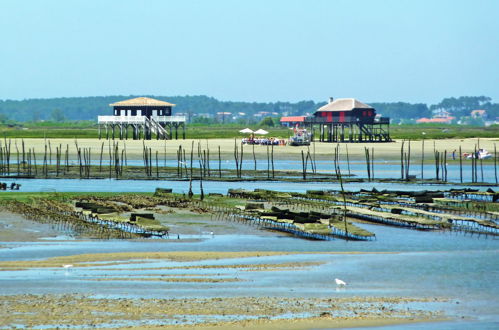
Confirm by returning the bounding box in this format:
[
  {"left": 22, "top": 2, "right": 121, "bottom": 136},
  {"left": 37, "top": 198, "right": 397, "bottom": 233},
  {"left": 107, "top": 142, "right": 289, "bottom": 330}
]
[
  {"left": 459, "top": 145, "right": 463, "bottom": 183},
  {"left": 421, "top": 138, "right": 424, "bottom": 181},
  {"left": 493, "top": 143, "right": 497, "bottom": 185}
]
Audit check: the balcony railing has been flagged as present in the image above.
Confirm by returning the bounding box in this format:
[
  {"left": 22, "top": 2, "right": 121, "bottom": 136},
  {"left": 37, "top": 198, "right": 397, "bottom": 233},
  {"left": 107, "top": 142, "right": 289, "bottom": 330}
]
[
  {"left": 98, "top": 115, "right": 186, "bottom": 124},
  {"left": 151, "top": 116, "right": 186, "bottom": 123}
]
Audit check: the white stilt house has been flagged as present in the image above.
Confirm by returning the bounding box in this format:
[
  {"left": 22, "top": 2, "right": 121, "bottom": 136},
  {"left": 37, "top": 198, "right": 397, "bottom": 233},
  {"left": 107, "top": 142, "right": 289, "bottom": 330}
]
[{"left": 97, "top": 97, "right": 186, "bottom": 140}]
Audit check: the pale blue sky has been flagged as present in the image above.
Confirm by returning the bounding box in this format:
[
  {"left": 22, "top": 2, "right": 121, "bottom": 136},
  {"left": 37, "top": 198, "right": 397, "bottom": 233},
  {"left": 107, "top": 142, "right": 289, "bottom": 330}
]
[{"left": 1, "top": 0, "right": 498, "bottom": 103}]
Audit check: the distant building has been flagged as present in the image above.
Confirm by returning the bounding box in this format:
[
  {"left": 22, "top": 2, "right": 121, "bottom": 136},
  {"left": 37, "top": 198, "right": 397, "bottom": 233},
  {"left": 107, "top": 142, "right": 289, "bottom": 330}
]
[
  {"left": 305, "top": 98, "right": 390, "bottom": 142},
  {"left": 97, "top": 97, "right": 186, "bottom": 140},
  {"left": 280, "top": 116, "right": 306, "bottom": 127},
  {"left": 416, "top": 117, "right": 455, "bottom": 124},
  {"left": 471, "top": 109, "right": 487, "bottom": 119},
  {"left": 286, "top": 97, "right": 390, "bottom": 142},
  {"left": 216, "top": 111, "right": 232, "bottom": 123}
]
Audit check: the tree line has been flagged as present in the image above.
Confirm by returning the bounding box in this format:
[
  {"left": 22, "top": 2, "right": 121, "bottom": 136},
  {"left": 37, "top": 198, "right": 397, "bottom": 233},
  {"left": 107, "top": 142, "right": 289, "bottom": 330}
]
[{"left": 0, "top": 95, "right": 497, "bottom": 123}]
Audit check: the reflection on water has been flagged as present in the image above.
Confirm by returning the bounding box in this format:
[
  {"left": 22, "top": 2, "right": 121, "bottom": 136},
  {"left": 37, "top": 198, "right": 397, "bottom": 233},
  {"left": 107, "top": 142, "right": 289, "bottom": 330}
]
[
  {"left": 4, "top": 178, "right": 495, "bottom": 194},
  {"left": 61, "top": 158, "right": 498, "bottom": 183}
]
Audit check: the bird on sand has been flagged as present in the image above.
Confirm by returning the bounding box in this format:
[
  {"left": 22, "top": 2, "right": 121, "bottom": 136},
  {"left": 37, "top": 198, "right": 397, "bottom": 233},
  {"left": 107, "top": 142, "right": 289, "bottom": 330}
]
[{"left": 335, "top": 278, "right": 347, "bottom": 287}]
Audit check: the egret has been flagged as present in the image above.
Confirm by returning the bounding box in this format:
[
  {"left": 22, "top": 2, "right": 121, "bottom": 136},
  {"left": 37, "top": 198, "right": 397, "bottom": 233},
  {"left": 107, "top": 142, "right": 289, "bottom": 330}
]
[
  {"left": 62, "top": 264, "right": 73, "bottom": 270},
  {"left": 335, "top": 278, "right": 346, "bottom": 287}
]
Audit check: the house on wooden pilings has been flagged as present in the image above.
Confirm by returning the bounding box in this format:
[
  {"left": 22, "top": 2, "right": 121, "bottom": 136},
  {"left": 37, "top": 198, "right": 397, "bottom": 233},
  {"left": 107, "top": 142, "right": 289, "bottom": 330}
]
[
  {"left": 304, "top": 98, "right": 391, "bottom": 142},
  {"left": 97, "top": 97, "right": 186, "bottom": 140}
]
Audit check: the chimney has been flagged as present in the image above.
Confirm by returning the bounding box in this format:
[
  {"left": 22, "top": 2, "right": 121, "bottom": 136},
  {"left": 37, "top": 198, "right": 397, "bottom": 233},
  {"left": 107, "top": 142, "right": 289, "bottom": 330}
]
[{"left": 329, "top": 97, "right": 334, "bottom": 103}]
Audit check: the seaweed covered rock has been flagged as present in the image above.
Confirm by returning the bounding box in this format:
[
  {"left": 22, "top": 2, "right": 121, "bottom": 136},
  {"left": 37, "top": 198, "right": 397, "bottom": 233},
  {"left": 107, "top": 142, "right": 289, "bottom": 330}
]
[
  {"left": 245, "top": 202, "right": 265, "bottom": 210},
  {"left": 154, "top": 188, "right": 173, "bottom": 196}
]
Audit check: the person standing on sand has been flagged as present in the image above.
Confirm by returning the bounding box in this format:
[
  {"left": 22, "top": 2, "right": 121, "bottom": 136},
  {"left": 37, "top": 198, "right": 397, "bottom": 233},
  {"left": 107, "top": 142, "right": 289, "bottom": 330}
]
[{"left": 452, "top": 150, "right": 456, "bottom": 160}]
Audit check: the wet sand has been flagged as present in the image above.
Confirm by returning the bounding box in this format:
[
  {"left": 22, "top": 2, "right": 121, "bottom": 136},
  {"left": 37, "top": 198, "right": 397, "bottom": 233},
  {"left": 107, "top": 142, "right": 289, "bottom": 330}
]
[
  {"left": 0, "top": 211, "right": 65, "bottom": 242},
  {"left": 0, "top": 250, "right": 445, "bottom": 329},
  {"left": 14, "top": 137, "right": 498, "bottom": 160},
  {"left": 0, "top": 251, "right": 387, "bottom": 270},
  {"left": 0, "top": 294, "right": 443, "bottom": 329}
]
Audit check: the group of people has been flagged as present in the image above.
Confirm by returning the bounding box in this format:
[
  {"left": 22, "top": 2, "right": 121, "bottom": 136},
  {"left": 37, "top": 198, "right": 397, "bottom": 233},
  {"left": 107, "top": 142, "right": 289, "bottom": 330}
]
[
  {"left": 241, "top": 137, "right": 286, "bottom": 146},
  {"left": 0, "top": 182, "right": 21, "bottom": 190}
]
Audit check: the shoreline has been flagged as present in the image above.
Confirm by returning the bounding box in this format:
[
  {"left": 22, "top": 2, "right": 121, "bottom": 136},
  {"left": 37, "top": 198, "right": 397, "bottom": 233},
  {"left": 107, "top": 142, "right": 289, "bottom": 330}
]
[{"left": 2, "top": 137, "right": 497, "bottom": 160}]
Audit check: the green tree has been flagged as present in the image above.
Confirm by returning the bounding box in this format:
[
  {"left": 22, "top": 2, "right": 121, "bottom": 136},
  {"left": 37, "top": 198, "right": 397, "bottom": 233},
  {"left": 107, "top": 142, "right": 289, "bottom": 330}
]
[
  {"left": 0, "top": 113, "right": 9, "bottom": 123},
  {"left": 51, "top": 109, "right": 66, "bottom": 122},
  {"left": 259, "top": 116, "right": 275, "bottom": 127}
]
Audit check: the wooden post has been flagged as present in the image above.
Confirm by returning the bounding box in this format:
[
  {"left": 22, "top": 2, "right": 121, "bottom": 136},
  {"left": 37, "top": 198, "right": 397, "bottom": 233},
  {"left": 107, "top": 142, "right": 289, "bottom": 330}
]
[
  {"left": 301, "top": 150, "right": 306, "bottom": 180},
  {"left": 421, "top": 138, "right": 424, "bottom": 181},
  {"left": 33, "top": 147, "right": 37, "bottom": 176},
  {"left": 271, "top": 143, "right": 274, "bottom": 179},
  {"left": 234, "top": 139, "right": 239, "bottom": 179},
  {"left": 312, "top": 141, "right": 317, "bottom": 174},
  {"left": 434, "top": 150, "right": 439, "bottom": 181},
  {"left": 267, "top": 145, "right": 270, "bottom": 179},
  {"left": 364, "top": 147, "right": 371, "bottom": 181},
  {"left": 494, "top": 143, "right": 498, "bottom": 185},
  {"left": 189, "top": 141, "right": 194, "bottom": 198},
  {"left": 99, "top": 142, "right": 104, "bottom": 172},
  {"left": 218, "top": 145, "right": 222, "bottom": 178},
  {"left": 345, "top": 144, "right": 351, "bottom": 176},
  {"left": 240, "top": 142, "right": 244, "bottom": 178},
  {"left": 252, "top": 143, "right": 257, "bottom": 171},
  {"left": 15, "top": 140, "right": 20, "bottom": 175},
  {"left": 400, "top": 140, "right": 405, "bottom": 180},
  {"left": 206, "top": 144, "right": 211, "bottom": 177},
  {"left": 48, "top": 140, "right": 52, "bottom": 165},
  {"left": 21, "top": 139, "right": 25, "bottom": 173},
  {"left": 444, "top": 150, "right": 447, "bottom": 182},
  {"left": 371, "top": 147, "right": 375, "bottom": 181},
  {"left": 459, "top": 145, "right": 463, "bottom": 183},
  {"left": 156, "top": 150, "right": 159, "bottom": 178}
]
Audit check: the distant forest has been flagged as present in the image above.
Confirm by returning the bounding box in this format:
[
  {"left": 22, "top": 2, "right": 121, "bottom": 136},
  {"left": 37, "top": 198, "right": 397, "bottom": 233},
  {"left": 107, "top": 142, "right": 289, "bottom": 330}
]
[{"left": 0, "top": 95, "right": 497, "bottom": 123}]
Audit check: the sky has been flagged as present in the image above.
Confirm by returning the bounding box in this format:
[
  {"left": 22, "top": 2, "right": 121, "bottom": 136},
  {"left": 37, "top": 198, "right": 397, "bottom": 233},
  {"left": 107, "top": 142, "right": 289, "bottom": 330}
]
[{"left": 0, "top": 0, "right": 498, "bottom": 104}]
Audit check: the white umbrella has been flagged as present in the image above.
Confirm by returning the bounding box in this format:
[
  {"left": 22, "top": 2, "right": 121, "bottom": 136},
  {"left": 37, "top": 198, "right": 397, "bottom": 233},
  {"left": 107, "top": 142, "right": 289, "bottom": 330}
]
[
  {"left": 254, "top": 129, "right": 269, "bottom": 135},
  {"left": 239, "top": 128, "right": 254, "bottom": 134}
]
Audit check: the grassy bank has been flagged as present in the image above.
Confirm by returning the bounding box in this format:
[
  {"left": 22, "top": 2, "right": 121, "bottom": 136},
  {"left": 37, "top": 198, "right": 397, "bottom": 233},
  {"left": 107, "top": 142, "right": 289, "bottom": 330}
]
[{"left": 0, "top": 123, "right": 497, "bottom": 140}]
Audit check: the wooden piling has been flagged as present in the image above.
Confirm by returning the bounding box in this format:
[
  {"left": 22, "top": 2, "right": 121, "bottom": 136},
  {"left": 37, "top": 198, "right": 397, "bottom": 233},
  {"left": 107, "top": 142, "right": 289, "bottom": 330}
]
[
  {"left": 345, "top": 144, "right": 351, "bottom": 176},
  {"left": 421, "top": 138, "right": 424, "bottom": 181},
  {"left": 218, "top": 145, "right": 222, "bottom": 178},
  {"left": 494, "top": 143, "right": 497, "bottom": 185},
  {"left": 459, "top": 145, "right": 463, "bottom": 183}
]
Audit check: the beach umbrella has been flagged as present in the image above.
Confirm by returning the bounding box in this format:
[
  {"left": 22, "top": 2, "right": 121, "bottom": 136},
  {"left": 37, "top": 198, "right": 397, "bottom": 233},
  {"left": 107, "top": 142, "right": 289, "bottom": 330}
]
[
  {"left": 239, "top": 128, "right": 254, "bottom": 134},
  {"left": 254, "top": 129, "right": 269, "bottom": 135}
]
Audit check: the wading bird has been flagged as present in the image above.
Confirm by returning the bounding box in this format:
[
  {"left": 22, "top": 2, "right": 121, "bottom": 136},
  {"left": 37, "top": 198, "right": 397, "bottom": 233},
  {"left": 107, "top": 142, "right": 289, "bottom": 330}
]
[{"left": 335, "top": 278, "right": 346, "bottom": 287}]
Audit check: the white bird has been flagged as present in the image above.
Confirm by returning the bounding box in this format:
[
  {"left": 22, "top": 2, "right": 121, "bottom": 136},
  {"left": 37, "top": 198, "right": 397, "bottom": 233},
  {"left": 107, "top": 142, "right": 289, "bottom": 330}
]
[
  {"left": 335, "top": 278, "right": 347, "bottom": 287},
  {"left": 62, "top": 264, "right": 73, "bottom": 269}
]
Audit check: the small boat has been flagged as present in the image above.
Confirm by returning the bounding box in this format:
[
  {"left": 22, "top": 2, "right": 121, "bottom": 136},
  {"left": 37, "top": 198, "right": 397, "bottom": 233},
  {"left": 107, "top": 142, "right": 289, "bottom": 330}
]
[
  {"left": 463, "top": 149, "right": 493, "bottom": 160},
  {"left": 288, "top": 129, "right": 311, "bottom": 146}
]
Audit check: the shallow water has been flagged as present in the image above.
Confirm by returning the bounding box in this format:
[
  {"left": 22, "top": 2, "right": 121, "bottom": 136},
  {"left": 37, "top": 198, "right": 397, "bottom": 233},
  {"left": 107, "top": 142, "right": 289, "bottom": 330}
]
[
  {"left": 1, "top": 222, "right": 498, "bottom": 328},
  {"left": 1, "top": 177, "right": 498, "bottom": 328},
  {"left": 4, "top": 177, "right": 496, "bottom": 194},
  {"left": 44, "top": 157, "right": 499, "bottom": 183}
]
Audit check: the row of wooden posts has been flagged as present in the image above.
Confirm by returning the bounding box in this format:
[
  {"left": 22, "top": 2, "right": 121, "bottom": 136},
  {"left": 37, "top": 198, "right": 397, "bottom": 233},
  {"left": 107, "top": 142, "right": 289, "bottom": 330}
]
[{"left": 0, "top": 138, "right": 497, "bottom": 185}]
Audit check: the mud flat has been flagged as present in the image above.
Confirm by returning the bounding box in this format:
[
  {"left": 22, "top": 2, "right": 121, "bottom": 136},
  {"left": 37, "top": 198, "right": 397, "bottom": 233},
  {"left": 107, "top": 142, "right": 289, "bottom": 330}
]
[
  {"left": 0, "top": 250, "right": 446, "bottom": 329},
  {"left": 0, "top": 293, "right": 445, "bottom": 329}
]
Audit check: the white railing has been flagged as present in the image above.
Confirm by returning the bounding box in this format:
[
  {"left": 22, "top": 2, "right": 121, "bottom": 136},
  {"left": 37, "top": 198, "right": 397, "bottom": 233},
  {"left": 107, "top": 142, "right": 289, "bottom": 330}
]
[
  {"left": 98, "top": 116, "right": 146, "bottom": 124},
  {"left": 146, "top": 117, "right": 168, "bottom": 138},
  {"left": 152, "top": 115, "right": 186, "bottom": 123},
  {"left": 98, "top": 115, "right": 186, "bottom": 124}
]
